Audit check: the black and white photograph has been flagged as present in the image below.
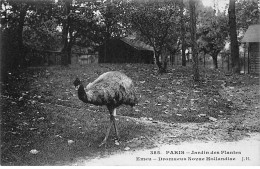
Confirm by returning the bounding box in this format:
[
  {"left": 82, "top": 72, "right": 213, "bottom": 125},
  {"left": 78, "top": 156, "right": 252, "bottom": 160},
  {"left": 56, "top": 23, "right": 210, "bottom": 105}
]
[{"left": 0, "top": 0, "right": 259, "bottom": 166}]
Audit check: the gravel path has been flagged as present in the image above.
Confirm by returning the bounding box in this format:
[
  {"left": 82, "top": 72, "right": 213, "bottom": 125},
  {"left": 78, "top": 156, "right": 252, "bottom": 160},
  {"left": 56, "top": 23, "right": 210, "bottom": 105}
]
[{"left": 71, "top": 133, "right": 260, "bottom": 166}]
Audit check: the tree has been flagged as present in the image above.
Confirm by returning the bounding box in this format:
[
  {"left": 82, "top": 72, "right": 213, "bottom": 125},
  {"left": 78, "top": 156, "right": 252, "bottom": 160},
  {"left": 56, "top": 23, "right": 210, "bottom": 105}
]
[
  {"left": 130, "top": 1, "right": 180, "bottom": 73},
  {"left": 180, "top": 0, "right": 186, "bottom": 66},
  {"left": 228, "top": 0, "right": 240, "bottom": 73},
  {"left": 189, "top": 0, "right": 199, "bottom": 81},
  {"left": 1, "top": 1, "right": 31, "bottom": 68},
  {"left": 60, "top": 0, "right": 72, "bottom": 66},
  {"left": 1, "top": 0, "right": 54, "bottom": 69},
  {"left": 236, "top": 0, "right": 259, "bottom": 34},
  {"left": 58, "top": 0, "right": 93, "bottom": 65},
  {"left": 197, "top": 9, "right": 229, "bottom": 69},
  {"left": 98, "top": 1, "right": 127, "bottom": 62},
  {"left": 56, "top": 0, "right": 92, "bottom": 66},
  {"left": 23, "top": 2, "right": 61, "bottom": 51}
]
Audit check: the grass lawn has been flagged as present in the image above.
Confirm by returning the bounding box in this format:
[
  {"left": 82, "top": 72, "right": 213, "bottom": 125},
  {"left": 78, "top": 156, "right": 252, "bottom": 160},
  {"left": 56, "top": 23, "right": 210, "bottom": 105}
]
[{"left": 1, "top": 63, "right": 259, "bottom": 165}]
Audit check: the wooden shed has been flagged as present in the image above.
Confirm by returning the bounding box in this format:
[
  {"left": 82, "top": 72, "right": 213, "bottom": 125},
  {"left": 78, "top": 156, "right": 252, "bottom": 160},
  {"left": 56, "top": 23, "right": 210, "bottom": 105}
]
[
  {"left": 26, "top": 48, "right": 62, "bottom": 66},
  {"left": 98, "top": 37, "right": 154, "bottom": 64},
  {"left": 241, "top": 24, "right": 260, "bottom": 74}
]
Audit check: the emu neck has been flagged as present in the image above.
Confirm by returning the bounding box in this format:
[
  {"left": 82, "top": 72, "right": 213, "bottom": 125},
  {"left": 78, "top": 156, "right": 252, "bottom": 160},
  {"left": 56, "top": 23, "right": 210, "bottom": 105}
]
[{"left": 78, "top": 84, "right": 89, "bottom": 103}]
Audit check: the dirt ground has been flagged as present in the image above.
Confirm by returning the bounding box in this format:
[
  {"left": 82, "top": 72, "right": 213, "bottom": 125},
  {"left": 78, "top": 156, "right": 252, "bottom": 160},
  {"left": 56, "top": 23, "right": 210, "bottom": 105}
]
[
  {"left": 70, "top": 78, "right": 260, "bottom": 166},
  {"left": 1, "top": 64, "right": 259, "bottom": 165}
]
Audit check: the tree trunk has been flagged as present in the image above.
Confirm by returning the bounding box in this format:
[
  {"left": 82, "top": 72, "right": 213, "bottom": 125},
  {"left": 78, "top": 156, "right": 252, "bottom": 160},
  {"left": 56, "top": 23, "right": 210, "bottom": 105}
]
[
  {"left": 203, "top": 52, "right": 206, "bottom": 67},
  {"left": 227, "top": 54, "right": 230, "bottom": 71},
  {"left": 16, "top": 8, "right": 27, "bottom": 68},
  {"left": 104, "top": 39, "right": 107, "bottom": 63},
  {"left": 103, "top": 3, "right": 112, "bottom": 63},
  {"left": 103, "top": 35, "right": 109, "bottom": 63},
  {"left": 154, "top": 51, "right": 164, "bottom": 73},
  {"left": 189, "top": 0, "right": 199, "bottom": 81},
  {"left": 228, "top": 0, "right": 240, "bottom": 73},
  {"left": 172, "top": 54, "right": 175, "bottom": 65},
  {"left": 161, "top": 54, "right": 168, "bottom": 73},
  {"left": 67, "top": 44, "right": 72, "bottom": 64},
  {"left": 67, "top": 28, "right": 74, "bottom": 64},
  {"left": 212, "top": 54, "right": 218, "bottom": 69},
  {"left": 61, "top": 0, "right": 71, "bottom": 66},
  {"left": 181, "top": 0, "right": 186, "bottom": 66}
]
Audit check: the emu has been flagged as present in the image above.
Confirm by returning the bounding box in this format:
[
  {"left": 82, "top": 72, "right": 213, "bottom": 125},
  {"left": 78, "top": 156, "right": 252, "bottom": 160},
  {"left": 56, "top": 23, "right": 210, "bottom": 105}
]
[{"left": 73, "top": 71, "right": 138, "bottom": 147}]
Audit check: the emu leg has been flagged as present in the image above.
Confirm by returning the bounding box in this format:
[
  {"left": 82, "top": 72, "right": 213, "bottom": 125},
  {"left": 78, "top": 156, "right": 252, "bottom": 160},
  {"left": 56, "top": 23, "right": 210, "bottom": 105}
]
[
  {"left": 112, "top": 108, "right": 120, "bottom": 140},
  {"left": 99, "top": 117, "right": 113, "bottom": 147}
]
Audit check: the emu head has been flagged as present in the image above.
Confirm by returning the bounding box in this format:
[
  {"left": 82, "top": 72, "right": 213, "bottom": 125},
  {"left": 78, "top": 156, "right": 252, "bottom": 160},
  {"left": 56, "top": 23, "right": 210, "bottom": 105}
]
[{"left": 73, "top": 78, "right": 81, "bottom": 90}]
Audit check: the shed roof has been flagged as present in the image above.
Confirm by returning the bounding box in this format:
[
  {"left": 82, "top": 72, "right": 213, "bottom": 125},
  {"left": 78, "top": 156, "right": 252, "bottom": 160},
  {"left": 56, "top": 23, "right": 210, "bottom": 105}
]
[
  {"left": 241, "top": 24, "right": 260, "bottom": 42},
  {"left": 121, "top": 37, "right": 154, "bottom": 51}
]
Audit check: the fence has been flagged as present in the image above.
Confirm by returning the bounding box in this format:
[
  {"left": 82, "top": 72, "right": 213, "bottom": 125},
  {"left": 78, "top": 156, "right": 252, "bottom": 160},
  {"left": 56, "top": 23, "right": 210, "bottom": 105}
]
[{"left": 167, "top": 52, "right": 251, "bottom": 74}]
